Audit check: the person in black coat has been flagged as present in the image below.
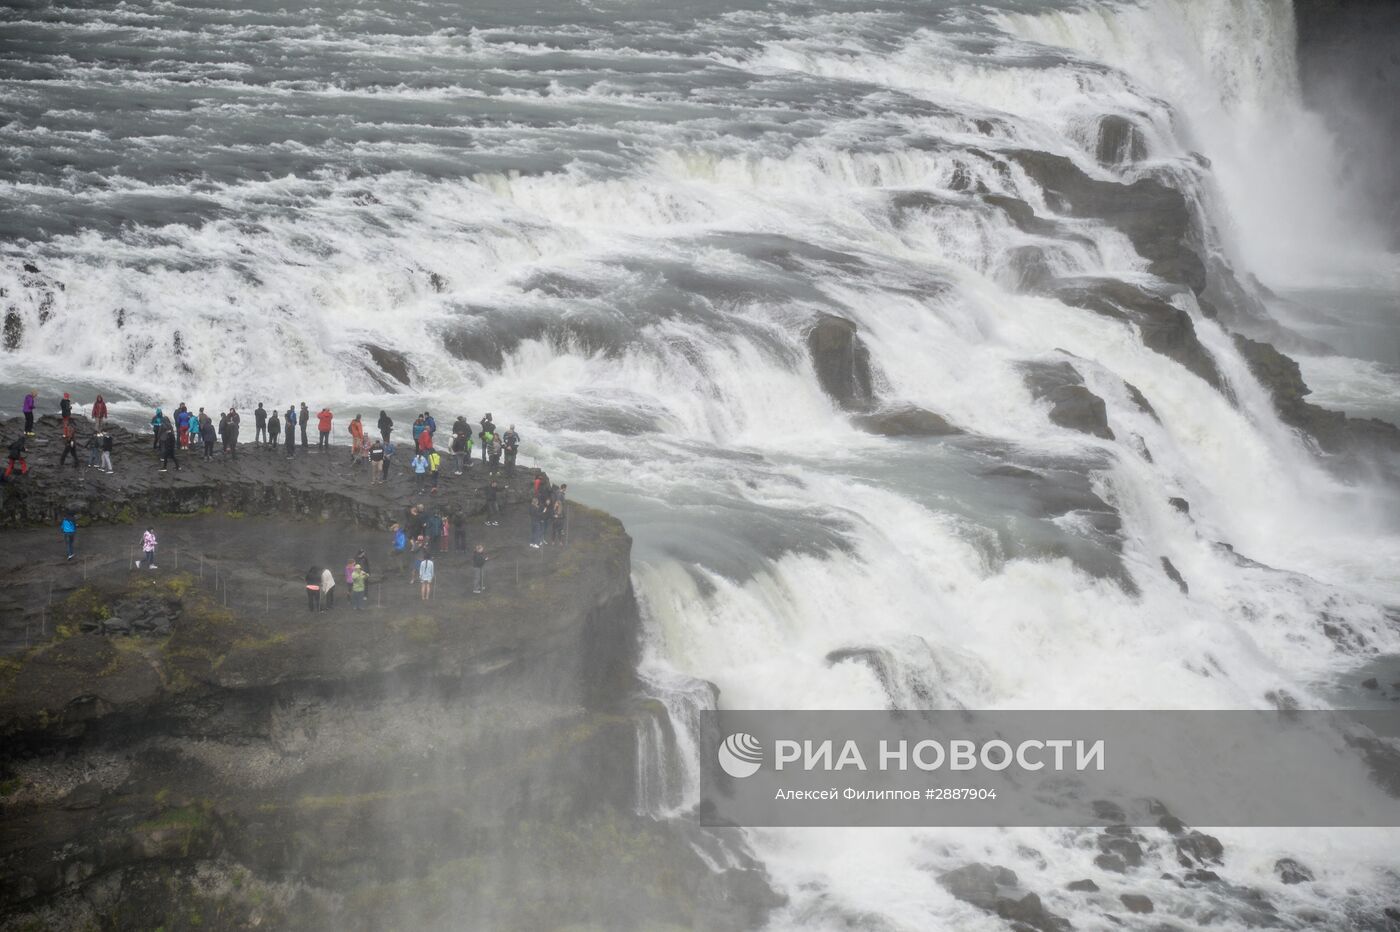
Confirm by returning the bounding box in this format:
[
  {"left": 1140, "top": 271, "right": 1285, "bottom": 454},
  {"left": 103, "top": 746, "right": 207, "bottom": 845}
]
[{"left": 378, "top": 410, "right": 393, "bottom": 445}]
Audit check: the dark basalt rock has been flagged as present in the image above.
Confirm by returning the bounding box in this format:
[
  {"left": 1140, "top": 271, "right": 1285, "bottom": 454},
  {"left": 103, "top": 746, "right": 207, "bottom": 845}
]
[
  {"left": 1067, "top": 879, "right": 1099, "bottom": 893},
  {"left": 1000, "top": 148, "right": 1207, "bottom": 293},
  {"left": 807, "top": 313, "right": 874, "bottom": 411},
  {"left": 2, "top": 310, "right": 20, "bottom": 351},
  {"left": 1125, "top": 382, "right": 1160, "bottom": 422},
  {"left": 937, "top": 864, "right": 1071, "bottom": 932},
  {"left": 1052, "top": 277, "right": 1223, "bottom": 389},
  {"left": 1161, "top": 557, "right": 1189, "bottom": 594},
  {"left": 1168, "top": 497, "right": 1190, "bottom": 515},
  {"left": 1275, "top": 858, "right": 1314, "bottom": 885},
  {"left": 362, "top": 343, "right": 413, "bottom": 388},
  {"left": 1232, "top": 333, "right": 1400, "bottom": 455},
  {"left": 1175, "top": 831, "right": 1224, "bottom": 867},
  {"left": 1021, "top": 360, "right": 1115, "bottom": 440},
  {"left": 1096, "top": 115, "right": 1148, "bottom": 166},
  {"left": 1120, "top": 894, "right": 1155, "bottom": 914},
  {"left": 854, "top": 406, "right": 961, "bottom": 437}
]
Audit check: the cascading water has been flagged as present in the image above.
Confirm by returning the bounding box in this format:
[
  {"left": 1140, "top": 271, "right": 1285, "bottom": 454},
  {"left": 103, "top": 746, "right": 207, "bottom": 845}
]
[{"left": 3, "top": 0, "right": 1399, "bottom": 927}]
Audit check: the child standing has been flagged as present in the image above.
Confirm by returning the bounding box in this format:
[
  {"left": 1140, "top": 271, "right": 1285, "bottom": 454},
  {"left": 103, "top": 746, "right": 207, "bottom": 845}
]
[
  {"left": 472, "top": 544, "right": 488, "bottom": 594},
  {"left": 137, "top": 527, "right": 158, "bottom": 569},
  {"left": 419, "top": 554, "right": 435, "bottom": 601}
]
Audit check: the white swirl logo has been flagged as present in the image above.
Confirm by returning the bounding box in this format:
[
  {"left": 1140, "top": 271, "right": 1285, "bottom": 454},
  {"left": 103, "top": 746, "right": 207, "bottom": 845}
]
[{"left": 718, "top": 732, "right": 764, "bottom": 778}]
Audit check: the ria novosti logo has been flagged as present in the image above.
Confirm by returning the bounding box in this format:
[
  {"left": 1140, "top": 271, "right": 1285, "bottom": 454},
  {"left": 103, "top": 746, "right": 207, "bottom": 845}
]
[{"left": 717, "top": 732, "right": 764, "bottom": 778}]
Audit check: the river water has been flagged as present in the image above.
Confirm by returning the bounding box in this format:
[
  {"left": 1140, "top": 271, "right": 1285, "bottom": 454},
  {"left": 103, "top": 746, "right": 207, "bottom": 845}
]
[{"left": 3, "top": 0, "right": 1399, "bottom": 927}]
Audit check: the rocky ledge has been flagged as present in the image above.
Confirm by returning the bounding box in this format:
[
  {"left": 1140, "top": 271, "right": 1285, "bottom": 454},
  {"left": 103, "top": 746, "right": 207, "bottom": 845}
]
[{"left": 0, "top": 415, "right": 779, "bottom": 931}]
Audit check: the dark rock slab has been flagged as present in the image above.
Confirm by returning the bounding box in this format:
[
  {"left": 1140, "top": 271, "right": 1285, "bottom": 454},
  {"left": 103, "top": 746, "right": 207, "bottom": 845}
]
[
  {"left": 1021, "top": 360, "right": 1114, "bottom": 440},
  {"left": 854, "top": 406, "right": 961, "bottom": 437},
  {"left": 808, "top": 313, "right": 874, "bottom": 410}
]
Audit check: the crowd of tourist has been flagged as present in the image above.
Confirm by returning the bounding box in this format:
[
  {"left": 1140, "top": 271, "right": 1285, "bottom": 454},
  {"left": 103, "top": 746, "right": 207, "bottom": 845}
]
[{"left": 6, "top": 389, "right": 570, "bottom": 608}]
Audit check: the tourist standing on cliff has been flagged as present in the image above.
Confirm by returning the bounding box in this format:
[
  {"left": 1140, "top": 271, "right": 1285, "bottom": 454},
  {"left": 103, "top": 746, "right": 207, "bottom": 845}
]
[
  {"left": 91, "top": 394, "right": 108, "bottom": 432},
  {"left": 150, "top": 408, "right": 165, "bottom": 451},
  {"left": 137, "top": 527, "right": 158, "bottom": 569},
  {"left": 224, "top": 408, "right": 241, "bottom": 458},
  {"left": 450, "top": 417, "right": 470, "bottom": 474},
  {"left": 502, "top": 425, "right": 520, "bottom": 476},
  {"left": 377, "top": 410, "right": 393, "bottom": 445},
  {"left": 85, "top": 429, "right": 98, "bottom": 468},
  {"left": 22, "top": 390, "right": 36, "bottom": 436},
  {"left": 484, "top": 480, "right": 501, "bottom": 526},
  {"left": 389, "top": 524, "right": 407, "bottom": 575},
  {"left": 267, "top": 405, "right": 280, "bottom": 449},
  {"left": 99, "top": 430, "right": 114, "bottom": 474},
  {"left": 369, "top": 439, "right": 384, "bottom": 482},
  {"left": 57, "top": 417, "right": 79, "bottom": 469},
  {"left": 411, "top": 450, "right": 429, "bottom": 493},
  {"left": 479, "top": 413, "right": 495, "bottom": 463},
  {"left": 418, "top": 553, "right": 435, "bottom": 601},
  {"left": 61, "top": 511, "right": 77, "bottom": 560},
  {"left": 59, "top": 392, "right": 72, "bottom": 423},
  {"left": 472, "top": 544, "right": 488, "bottom": 593},
  {"left": 175, "top": 405, "right": 190, "bottom": 449},
  {"left": 200, "top": 409, "right": 216, "bottom": 459},
  {"left": 320, "top": 566, "right": 337, "bottom": 610},
  {"left": 254, "top": 403, "right": 268, "bottom": 445},
  {"left": 551, "top": 493, "right": 567, "bottom": 544},
  {"left": 3, "top": 435, "right": 28, "bottom": 480},
  {"left": 159, "top": 423, "right": 180, "bottom": 472},
  {"left": 298, "top": 402, "right": 310, "bottom": 449},
  {"left": 305, "top": 566, "right": 322, "bottom": 612},
  {"left": 351, "top": 563, "right": 368, "bottom": 609},
  {"left": 348, "top": 414, "right": 364, "bottom": 466},
  {"left": 284, "top": 406, "right": 296, "bottom": 457},
  {"left": 317, "top": 406, "right": 333, "bottom": 451}
]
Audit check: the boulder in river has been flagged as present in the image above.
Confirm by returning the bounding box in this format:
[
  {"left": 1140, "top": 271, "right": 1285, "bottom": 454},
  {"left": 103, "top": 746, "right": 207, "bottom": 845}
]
[
  {"left": 1021, "top": 360, "right": 1115, "bottom": 440},
  {"left": 807, "top": 313, "right": 874, "bottom": 410}
]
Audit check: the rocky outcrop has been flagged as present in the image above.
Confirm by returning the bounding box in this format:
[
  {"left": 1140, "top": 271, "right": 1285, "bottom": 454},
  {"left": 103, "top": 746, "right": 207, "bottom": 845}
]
[
  {"left": 1001, "top": 148, "right": 1207, "bottom": 293},
  {"left": 807, "top": 314, "right": 874, "bottom": 410},
  {"left": 1232, "top": 334, "right": 1400, "bottom": 455},
  {"left": 854, "top": 406, "right": 961, "bottom": 437},
  {"left": 362, "top": 343, "right": 414, "bottom": 388},
  {"left": 1020, "top": 360, "right": 1115, "bottom": 440},
  {"left": 936, "top": 864, "right": 1071, "bottom": 932},
  {"left": 0, "top": 420, "right": 780, "bottom": 930},
  {"left": 1052, "top": 277, "right": 1224, "bottom": 389},
  {"left": 1095, "top": 115, "right": 1147, "bottom": 166}
]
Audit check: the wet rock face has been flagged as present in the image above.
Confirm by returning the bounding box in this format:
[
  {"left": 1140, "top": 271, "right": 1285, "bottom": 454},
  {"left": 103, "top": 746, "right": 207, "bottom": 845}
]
[
  {"left": 807, "top": 313, "right": 874, "bottom": 411},
  {"left": 362, "top": 343, "right": 414, "bottom": 388},
  {"left": 1002, "top": 148, "right": 1207, "bottom": 294},
  {"left": 936, "top": 864, "right": 1071, "bottom": 932},
  {"left": 1020, "top": 360, "right": 1115, "bottom": 440},
  {"left": 854, "top": 406, "right": 961, "bottom": 437},
  {"left": 1232, "top": 333, "right": 1400, "bottom": 455},
  {"left": 1096, "top": 115, "right": 1148, "bottom": 166},
  {"left": 1275, "top": 858, "right": 1314, "bottom": 885}
]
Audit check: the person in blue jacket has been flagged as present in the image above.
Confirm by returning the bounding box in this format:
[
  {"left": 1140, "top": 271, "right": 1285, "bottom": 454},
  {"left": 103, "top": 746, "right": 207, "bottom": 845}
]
[
  {"left": 61, "top": 511, "right": 77, "bottom": 560},
  {"left": 284, "top": 406, "right": 297, "bottom": 457}
]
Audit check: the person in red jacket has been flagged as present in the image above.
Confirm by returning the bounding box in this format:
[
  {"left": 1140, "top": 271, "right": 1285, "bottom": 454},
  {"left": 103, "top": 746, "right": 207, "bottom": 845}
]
[
  {"left": 91, "top": 395, "right": 108, "bottom": 432},
  {"left": 416, "top": 424, "right": 433, "bottom": 453},
  {"left": 316, "top": 407, "right": 333, "bottom": 451}
]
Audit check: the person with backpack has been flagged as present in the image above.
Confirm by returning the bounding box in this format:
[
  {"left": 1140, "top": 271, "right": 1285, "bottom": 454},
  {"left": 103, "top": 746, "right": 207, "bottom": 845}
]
[
  {"left": 137, "top": 527, "right": 158, "bottom": 569},
  {"left": 487, "top": 433, "right": 503, "bottom": 473},
  {"left": 284, "top": 406, "right": 297, "bottom": 457},
  {"left": 411, "top": 415, "right": 426, "bottom": 446},
  {"left": 377, "top": 410, "right": 393, "bottom": 445},
  {"left": 254, "top": 403, "right": 268, "bottom": 445},
  {"left": 502, "top": 425, "right": 520, "bottom": 476},
  {"left": 317, "top": 406, "right": 333, "bottom": 451},
  {"left": 418, "top": 552, "right": 435, "bottom": 602},
  {"left": 427, "top": 449, "right": 442, "bottom": 493},
  {"left": 416, "top": 422, "right": 433, "bottom": 455},
  {"left": 425, "top": 511, "right": 443, "bottom": 552},
  {"left": 59, "top": 392, "right": 72, "bottom": 422},
  {"left": 479, "top": 428, "right": 495, "bottom": 465},
  {"left": 305, "top": 566, "right": 322, "bottom": 612},
  {"left": 22, "top": 390, "right": 37, "bottom": 436},
  {"left": 479, "top": 413, "right": 495, "bottom": 463},
  {"left": 424, "top": 412, "right": 437, "bottom": 438},
  {"left": 150, "top": 408, "right": 165, "bottom": 450},
  {"left": 187, "top": 408, "right": 201, "bottom": 451},
  {"left": 57, "top": 417, "right": 80, "bottom": 468},
  {"left": 267, "top": 405, "right": 280, "bottom": 449},
  {"left": 99, "top": 430, "right": 114, "bottom": 474},
  {"left": 91, "top": 394, "right": 108, "bottom": 432},
  {"left": 175, "top": 405, "right": 191, "bottom": 448},
  {"left": 472, "top": 544, "right": 488, "bottom": 594},
  {"left": 3, "top": 435, "right": 28, "bottom": 480},
  {"left": 60, "top": 511, "right": 77, "bottom": 560}
]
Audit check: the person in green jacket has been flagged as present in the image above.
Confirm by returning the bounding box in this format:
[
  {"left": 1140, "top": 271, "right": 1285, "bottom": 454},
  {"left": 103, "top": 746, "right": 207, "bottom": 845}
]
[{"left": 351, "top": 563, "right": 369, "bottom": 610}]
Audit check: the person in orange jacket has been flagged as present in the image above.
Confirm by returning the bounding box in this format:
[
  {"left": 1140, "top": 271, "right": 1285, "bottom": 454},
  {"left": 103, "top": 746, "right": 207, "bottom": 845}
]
[
  {"left": 347, "top": 413, "right": 365, "bottom": 464},
  {"left": 316, "top": 407, "right": 333, "bottom": 451}
]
